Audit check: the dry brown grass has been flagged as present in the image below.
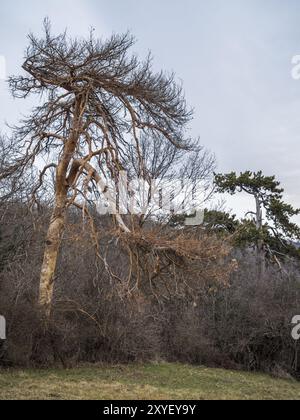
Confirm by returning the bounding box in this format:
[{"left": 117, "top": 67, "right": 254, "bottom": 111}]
[{"left": 0, "top": 363, "right": 299, "bottom": 400}]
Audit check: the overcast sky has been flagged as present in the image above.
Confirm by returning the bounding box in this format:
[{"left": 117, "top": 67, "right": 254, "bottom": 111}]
[{"left": 1, "top": 0, "right": 300, "bottom": 218}]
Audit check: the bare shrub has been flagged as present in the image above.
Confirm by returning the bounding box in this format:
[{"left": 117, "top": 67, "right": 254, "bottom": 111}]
[{"left": 1, "top": 204, "right": 299, "bottom": 379}]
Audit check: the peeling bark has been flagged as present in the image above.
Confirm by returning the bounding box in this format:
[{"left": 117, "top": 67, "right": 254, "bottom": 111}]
[
  {"left": 38, "top": 204, "right": 66, "bottom": 317},
  {"left": 38, "top": 96, "right": 84, "bottom": 317}
]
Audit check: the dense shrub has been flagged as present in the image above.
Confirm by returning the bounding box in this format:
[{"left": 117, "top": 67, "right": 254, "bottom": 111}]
[
  {"left": 0, "top": 205, "right": 299, "bottom": 379},
  {"left": 159, "top": 254, "right": 300, "bottom": 378}
]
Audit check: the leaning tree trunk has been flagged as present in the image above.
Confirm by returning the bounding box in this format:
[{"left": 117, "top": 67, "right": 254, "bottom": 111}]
[
  {"left": 38, "top": 95, "right": 84, "bottom": 317},
  {"left": 38, "top": 197, "right": 67, "bottom": 318}
]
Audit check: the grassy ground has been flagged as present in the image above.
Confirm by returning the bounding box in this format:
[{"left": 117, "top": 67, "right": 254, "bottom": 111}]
[{"left": 0, "top": 363, "right": 299, "bottom": 400}]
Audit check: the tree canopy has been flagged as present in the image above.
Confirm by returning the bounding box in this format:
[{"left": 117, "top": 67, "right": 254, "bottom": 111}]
[{"left": 214, "top": 171, "right": 300, "bottom": 260}]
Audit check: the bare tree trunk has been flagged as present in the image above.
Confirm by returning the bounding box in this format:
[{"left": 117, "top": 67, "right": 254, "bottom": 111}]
[
  {"left": 255, "top": 195, "right": 266, "bottom": 278},
  {"left": 38, "top": 199, "right": 66, "bottom": 317},
  {"left": 38, "top": 95, "right": 85, "bottom": 317}
]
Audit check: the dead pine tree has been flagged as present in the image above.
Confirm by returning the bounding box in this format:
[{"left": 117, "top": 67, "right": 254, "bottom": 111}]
[{"left": 4, "top": 20, "right": 194, "bottom": 318}]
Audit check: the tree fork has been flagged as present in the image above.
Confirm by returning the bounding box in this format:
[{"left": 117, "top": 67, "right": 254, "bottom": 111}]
[{"left": 38, "top": 97, "right": 85, "bottom": 317}]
